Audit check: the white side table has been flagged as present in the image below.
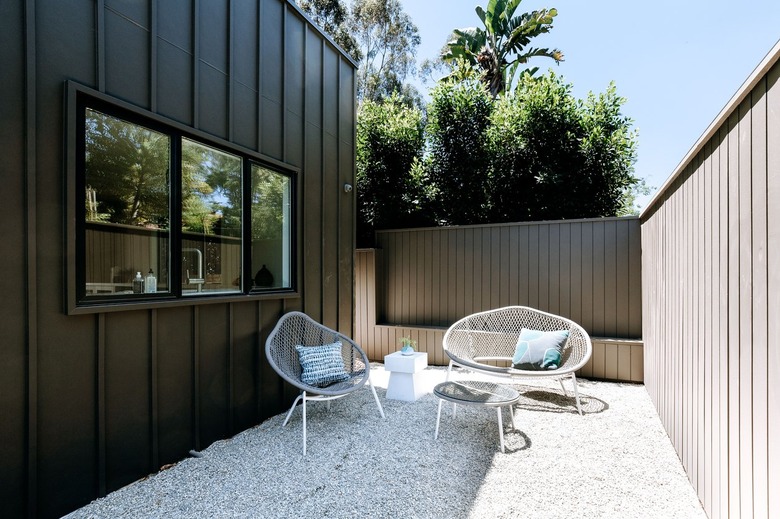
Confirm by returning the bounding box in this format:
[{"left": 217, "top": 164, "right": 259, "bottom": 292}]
[{"left": 384, "top": 351, "right": 428, "bottom": 401}]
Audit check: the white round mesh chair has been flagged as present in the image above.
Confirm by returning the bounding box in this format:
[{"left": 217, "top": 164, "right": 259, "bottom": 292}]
[
  {"left": 265, "top": 311, "right": 385, "bottom": 455},
  {"left": 442, "top": 306, "right": 593, "bottom": 415}
]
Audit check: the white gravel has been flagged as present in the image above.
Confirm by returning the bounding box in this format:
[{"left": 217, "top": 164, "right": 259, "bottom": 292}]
[{"left": 65, "top": 365, "right": 706, "bottom": 519}]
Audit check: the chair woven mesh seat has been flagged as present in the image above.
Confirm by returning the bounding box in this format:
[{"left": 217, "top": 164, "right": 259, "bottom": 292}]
[
  {"left": 443, "top": 306, "right": 593, "bottom": 414},
  {"left": 265, "top": 312, "right": 385, "bottom": 454}
]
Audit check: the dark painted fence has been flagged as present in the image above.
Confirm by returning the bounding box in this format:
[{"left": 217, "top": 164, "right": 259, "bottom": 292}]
[
  {"left": 356, "top": 217, "right": 644, "bottom": 382},
  {"left": 375, "top": 217, "right": 642, "bottom": 337}
]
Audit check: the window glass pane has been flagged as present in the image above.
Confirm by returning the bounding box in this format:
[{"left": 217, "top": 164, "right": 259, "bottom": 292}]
[
  {"left": 251, "top": 164, "right": 292, "bottom": 289},
  {"left": 84, "top": 108, "right": 170, "bottom": 296},
  {"left": 182, "top": 139, "right": 242, "bottom": 295}
]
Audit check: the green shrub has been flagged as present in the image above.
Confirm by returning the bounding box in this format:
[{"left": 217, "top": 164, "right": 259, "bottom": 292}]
[
  {"left": 356, "top": 94, "right": 426, "bottom": 246},
  {"left": 425, "top": 80, "right": 494, "bottom": 225}
]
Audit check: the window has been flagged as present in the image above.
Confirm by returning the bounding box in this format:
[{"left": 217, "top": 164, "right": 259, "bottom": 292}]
[
  {"left": 70, "top": 86, "right": 296, "bottom": 309},
  {"left": 181, "top": 139, "right": 242, "bottom": 295},
  {"left": 251, "top": 165, "right": 292, "bottom": 289},
  {"left": 83, "top": 109, "right": 172, "bottom": 296}
]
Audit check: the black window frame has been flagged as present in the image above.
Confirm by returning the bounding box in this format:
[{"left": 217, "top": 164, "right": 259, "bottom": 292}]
[{"left": 65, "top": 81, "right": 299, "bottom": 314}]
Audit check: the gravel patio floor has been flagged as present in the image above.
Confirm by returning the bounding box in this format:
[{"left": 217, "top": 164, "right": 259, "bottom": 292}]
[{"left": 66, "top": 364, "right": 706, "bottom": 519}]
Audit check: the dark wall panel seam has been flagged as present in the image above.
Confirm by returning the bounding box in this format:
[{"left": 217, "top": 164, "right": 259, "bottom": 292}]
[
  {"left": 319, "top": 39, "right": 325, "bottom": 321},
  {"left": 256, "top": 302, "right": 263, "bottom": 419},
  {"left": 24, "top": 0, "right": 38, "bottom": 513},
  {"left": 97, "top": 314, "right": 106, "bottom": 497},
  {"left": 150, "top": 309, "right": 159, "bottom": 470},
  {"left": 96, "top": 0, "right": 105, "bottom": 91},
  {"left": 282, "top": 3, "right": 288, "bottom": 163},
  {"left": 227, "top": 0, "right": 234, "bottom": 142},
  {"left": 336, "top": 59, "right": 341, "bottom": 329},
  {"left": 150, "top": 0, "right": 158, "bottom": 112},
  {"left": 256, "top": 1, "right": 262, "bottom": 151},
  {"left": 192, "top": 0, "right": 200, "bottom": 129},
  {"left": 228, "top": 304, "right": 235, "bottom": 433},
  {"left": 192, "top": 306, "right": 201, "bottom": 451},
  {"left": 299, "top": 26, "right": 308, "bottom": 313}
]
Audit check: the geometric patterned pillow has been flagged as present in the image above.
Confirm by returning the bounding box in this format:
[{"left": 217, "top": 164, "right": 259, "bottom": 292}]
[
  {"left": 511, "top": 328, "right": 569, "bottom": 370},
  {"left": 295, "top": 342, "right": 351, "bottom": 387}
]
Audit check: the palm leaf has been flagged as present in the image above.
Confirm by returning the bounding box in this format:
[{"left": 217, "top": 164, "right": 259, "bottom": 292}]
[
  {"left": 512, "top": 46, "right": 564, "bottom": 65},
  {"left": 485, "top": 0, "right": 509, "bottom": 35},
  {"left": 443, "top": 27, "right": 486, "bottom": 64},
  {"left": 475, "top": 5, "right": 487, "bottom": 25},
  {"left": 505, "top": 0, "right": 523, "bottom": 20}
]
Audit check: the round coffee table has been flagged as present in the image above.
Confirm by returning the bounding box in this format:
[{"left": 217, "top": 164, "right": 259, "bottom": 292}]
[{"left": 433, "top": 380, "right": 521, "bottom": 453}]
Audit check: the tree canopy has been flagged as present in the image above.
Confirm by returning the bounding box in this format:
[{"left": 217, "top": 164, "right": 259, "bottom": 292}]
[
  {"left": 350, "top": 0, "right": 421, "bottom": 103},
  {"left": 296, "top": 0, "right": 643, "bottom": 247},
  {"left": 297, "top": 0, "right": 421, "bottom": 104},
  {"left": 355, "top": 72, "right": 640, "bottom": 245},
  {"left": 297, "top": 0, "right": 361, "bottom": 61}
]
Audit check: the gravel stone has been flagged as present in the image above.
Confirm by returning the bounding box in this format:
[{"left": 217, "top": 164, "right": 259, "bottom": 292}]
[{"left": 65, "top": 365, "right": 706, "bottom": 519}]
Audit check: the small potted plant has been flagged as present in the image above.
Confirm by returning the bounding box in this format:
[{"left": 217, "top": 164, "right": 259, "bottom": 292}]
[{"left": 399, "top": 336, "right": 417, "bottom": 355}]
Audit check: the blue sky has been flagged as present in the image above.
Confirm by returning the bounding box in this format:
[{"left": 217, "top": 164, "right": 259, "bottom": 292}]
[{"left": 398, "top": 0, "right": 780, "bottom": 210}]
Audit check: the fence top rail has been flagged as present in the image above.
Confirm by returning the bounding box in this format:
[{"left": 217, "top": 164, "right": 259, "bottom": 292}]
[
  {"left": 641, "top": 38, "right": 780, "bottom": 218},
  {"left": 375, "top": 215, "right": 640, "bottom": 235}
]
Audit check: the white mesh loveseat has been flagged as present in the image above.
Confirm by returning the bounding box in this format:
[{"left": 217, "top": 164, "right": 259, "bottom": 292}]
[{"left": 442, "top": 306, "right": 593, "bottom": 415}]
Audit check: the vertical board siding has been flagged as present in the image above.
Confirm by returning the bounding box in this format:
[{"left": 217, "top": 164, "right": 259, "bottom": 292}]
[
  {"left": 642, "top": 59, "right": 780, "bottom": 519},
  {"left": 0, "top": 1, "right": 27, "bottom": 516},
  {"left": 356, "top": 248, "right": 643, "bottom": 376},
  {"left": 1, "top": 0, "right": 356, "bottom": 516},
  {"left": 375, "top": 217, "right": 642, "bottom": 338},
  {"left": 767, "top": 59, "right": 780, "bottom": 519},
  {"left": 356, "top": 216, "right": 644, "bottom": 380}
]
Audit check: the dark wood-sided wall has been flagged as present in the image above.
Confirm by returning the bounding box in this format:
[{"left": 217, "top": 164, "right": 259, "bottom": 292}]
[
  {"left": 0, "top": 1, "right": 357, "bottom": 517},
  {"left": 641, "top": 42, "right": 780, "bottom": 519}
]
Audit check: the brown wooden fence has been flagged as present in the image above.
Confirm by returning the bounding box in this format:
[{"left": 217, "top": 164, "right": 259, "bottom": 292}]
[
  {"left": 355, "top": 217, "right": 644, "bottom": 382},
  {"left": 641, "top": 42, "right": 780, "bottom": 519}
]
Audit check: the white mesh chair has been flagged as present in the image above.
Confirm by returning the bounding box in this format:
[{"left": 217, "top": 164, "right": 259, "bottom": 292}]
[
  {"left": 443, "top": 306, "right": 592, "bottom": 415},
  {"left": 265, "top": 311, "right": 385, "bottom": 455}
]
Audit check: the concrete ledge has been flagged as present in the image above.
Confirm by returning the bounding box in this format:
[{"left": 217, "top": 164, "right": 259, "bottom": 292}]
[
  {"left": 583, "top": 337, "right": 644, "bottom": 383},
  {"left": 357, "top": 323, "right": 643, "bottom": 383}
]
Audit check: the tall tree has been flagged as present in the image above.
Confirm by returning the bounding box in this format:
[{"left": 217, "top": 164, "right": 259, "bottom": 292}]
[
  {"left": 442, "top": 0, "right": 563, "bottom": 97},
  {"left": 350, "top": 0, "right": 421, "bottom": 103},
  {"left": 297, "top": 0, "right": 361, "bottom": 61}
]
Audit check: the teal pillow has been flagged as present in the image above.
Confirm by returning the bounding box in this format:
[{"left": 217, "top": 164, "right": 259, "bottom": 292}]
[
  {"left": 295, "top": 342, "right": 351, "bottom": 387},
  {"left": 511, "top": 328, "right": 569, "bottom": 370}
]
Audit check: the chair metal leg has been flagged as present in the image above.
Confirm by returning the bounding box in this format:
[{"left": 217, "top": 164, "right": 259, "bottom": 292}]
[
  {"left": 445, "top": 363, "right": 457, "bottom": 417},
  {"left": 559, "top": 379, "right": 568, "bottom": 397},
  {"left": 282, "top": 394, "right": 304, "bottom": 427},
  {"left": 444, "top": 361, "right": 454, "bottom": 382},
  {"left": 434, "top": 399, "right": 444, "bottom": 439},
  {"left": 368, "top": 378, "right": 386, "bottom": 419},
  {"left": 508, "top": 404, "right": 517, "bottom": 431},
  {"left": 302, "top": 392, "right": 308, "bottom": 456},
  {"left": 497, "top": 407, "right": 505, "bottom": 453},
  {"left": 571, "top": 373, "right": 583, "bottom": 415}
]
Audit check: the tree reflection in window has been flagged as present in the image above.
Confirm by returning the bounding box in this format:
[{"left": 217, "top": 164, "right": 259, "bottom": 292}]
[
  {"left": 181, "top": 139, "right": 242, "bottom": 294},
  {"left": 251, "top": 165, "right": 291, "bottom": 289},
  {"left": 84, "top": 109, "right": 170, "bottom": 294}
]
